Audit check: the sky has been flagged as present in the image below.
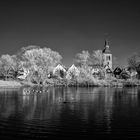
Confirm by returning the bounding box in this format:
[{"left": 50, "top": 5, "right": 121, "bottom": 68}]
[{"left": 0, "top": 0, "right": 140, "bottom": 67}]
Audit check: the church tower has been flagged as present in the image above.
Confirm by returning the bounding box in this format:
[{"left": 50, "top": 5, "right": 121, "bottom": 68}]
[{"left": 102, "top": 40, "right": 112, "bottom": 69}]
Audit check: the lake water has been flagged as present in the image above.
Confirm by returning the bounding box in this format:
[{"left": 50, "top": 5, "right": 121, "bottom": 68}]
[{"left": 0, "top": 87, "right": 140, "bottom": 139}]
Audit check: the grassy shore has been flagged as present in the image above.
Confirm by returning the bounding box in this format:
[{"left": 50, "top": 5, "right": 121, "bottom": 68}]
[
  {"left": 0, "top": 78, "right": 140, "bottom": 88},
  {"left": 0, "top": 80, "right": 22, "bottom": 88},
  {"left": 94, "top": 79, "right": 140, "bottom": 87},
  {"left": 49, "top": 78, "right": 140, "bottom": 87}
]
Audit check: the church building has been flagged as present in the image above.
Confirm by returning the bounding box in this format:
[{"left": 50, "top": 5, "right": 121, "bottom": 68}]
[{"left": 102, "top": 40, "right": 112, "bottom": 70}]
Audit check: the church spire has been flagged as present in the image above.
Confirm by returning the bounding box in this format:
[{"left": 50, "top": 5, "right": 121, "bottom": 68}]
[
  {"left": 105, "top": 39, "right": 108, "bottom": 45},
  {"left": 104, "top": 39, "right": 109, "bottom": 48},
  {"left": 103, "top": 39, "right": 110, "bottom": 53}
]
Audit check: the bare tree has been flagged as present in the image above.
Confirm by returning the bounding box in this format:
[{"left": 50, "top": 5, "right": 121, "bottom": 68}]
[
  {"left": 128, "top": 53, "right": 140, "bottom": 77},
  {"left": 91, "top": 50, "right": 103, "bottom": 67},
  {"left": 0, "top": 54, "right": 18, "bottom": 80},
  {"left": 74, "top": 50, "right": 90, "bottom": 67}
]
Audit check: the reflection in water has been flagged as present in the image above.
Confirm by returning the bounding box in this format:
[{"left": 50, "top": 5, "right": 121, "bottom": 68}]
[{"left": 0, "top": 87, "right": 140, "bottom": 139}]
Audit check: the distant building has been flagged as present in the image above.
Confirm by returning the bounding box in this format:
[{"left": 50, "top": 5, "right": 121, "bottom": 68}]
[
  {"left": 17, "top": 68, "right": 29, "bottom": 80},
  {"left": 102, "top": 40, "right": 112, "bottom": 70},
  {"left": 66, "top": 64, "right": 80, "bottom": 80},
  {"left": 53, "top": 64, "right": 66, "bottom": 78},
  {"left": 91, "top": 67, "right": 100, "bottom": 75}
]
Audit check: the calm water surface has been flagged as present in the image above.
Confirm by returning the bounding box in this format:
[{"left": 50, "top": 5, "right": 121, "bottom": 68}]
[{"left": 0, "top": 87, "right": 140, "bottom": 139}]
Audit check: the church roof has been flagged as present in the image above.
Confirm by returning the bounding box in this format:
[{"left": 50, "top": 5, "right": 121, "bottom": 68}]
[
  {"left": 102, "top": 40, "right": 111, "bottom": 54},
  {"left": 53, "top": 64, "right": 66, "bottom": 74},
  {"left": 102, "top": 48, "right": 111, "bottom": 53}
]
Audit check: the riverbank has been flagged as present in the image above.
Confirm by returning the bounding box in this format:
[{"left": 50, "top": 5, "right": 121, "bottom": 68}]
[
  {"left": 49, "top": 78, "right": 140, "bottom": 87},
  {"left": 67, "top": 79, "right": 140, "bottom": 87},
  {"left": 0, "top": 80, "right": 22, "bottom": 88},
  {"left": 96, "top": 79, "right": 140, "bottom": 87},
  {"left": 43, "top": 78, "right": 140, "bottom": 87},
  {"left": 0, "top": 78, "right": 140, "bottom": 88}
]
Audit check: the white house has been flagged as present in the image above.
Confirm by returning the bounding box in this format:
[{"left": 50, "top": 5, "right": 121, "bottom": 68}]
[
  {"left": 17, "top": 68, "right": 29, "bottom": 80},
  {"left": 66, "top": 64, "right": 80, "bottom": 80},
  {"left": 53, "top": 64, "right": 66, "bottom": 78},
  {"left": 91, "top": 68, "right": 100, "bottom": 75}
]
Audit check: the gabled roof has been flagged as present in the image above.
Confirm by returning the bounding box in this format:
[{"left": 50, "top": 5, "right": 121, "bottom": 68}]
[
  {"left": 53, "top": 64, "right": 66, "bottom": 74},
  {"left": 67, "top": 64, "right": 80, "bottom": 73}
]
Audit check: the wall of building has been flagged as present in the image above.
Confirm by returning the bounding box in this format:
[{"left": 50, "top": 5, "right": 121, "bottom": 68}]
[{"left": 103, "top": 53, "right": 112, "bottom": 69}]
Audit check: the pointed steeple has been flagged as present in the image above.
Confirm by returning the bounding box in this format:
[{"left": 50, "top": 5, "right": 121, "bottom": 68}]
[
  {"left": 103, "top": 40, "right": 111, "bottom": 53},
  {"left": 105, "top": 39, "right": 109, "bottom": 46},
  {"left": 102, "top": 39, "right": 112, "bottom": 70}
]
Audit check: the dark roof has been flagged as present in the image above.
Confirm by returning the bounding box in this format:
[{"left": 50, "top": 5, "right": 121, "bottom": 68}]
[
  {"left": 106, "top": 68, "right": 112, "bottom": 73},
  {"left": 102, "top": 48, "right": 111, "bottom": 53},
  {"left": 102, "top": 40, "right": 111, "bottom": 54}
]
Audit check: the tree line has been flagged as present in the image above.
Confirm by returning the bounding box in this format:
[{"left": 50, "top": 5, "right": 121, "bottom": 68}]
[{"left": 0, "top": 45, "right": 139, "bottom": 86}]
